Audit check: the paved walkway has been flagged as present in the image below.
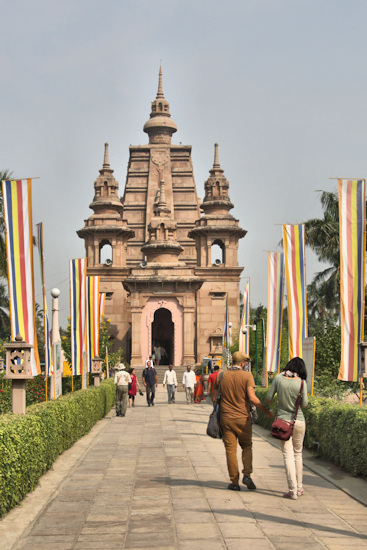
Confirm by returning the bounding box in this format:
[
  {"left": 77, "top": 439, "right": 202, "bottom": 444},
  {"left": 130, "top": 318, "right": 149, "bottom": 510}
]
[{"left": 1, "top": 391, "right": 367, "bottom": 550}]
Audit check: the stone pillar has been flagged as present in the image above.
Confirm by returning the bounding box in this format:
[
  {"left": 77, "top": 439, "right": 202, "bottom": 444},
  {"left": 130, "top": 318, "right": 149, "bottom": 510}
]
[
  {"left": 130, "top": 294, "right": 143, "bottom": 367},
  {"left": 182, "top": 294, "right": 196, "bottom": 365}
]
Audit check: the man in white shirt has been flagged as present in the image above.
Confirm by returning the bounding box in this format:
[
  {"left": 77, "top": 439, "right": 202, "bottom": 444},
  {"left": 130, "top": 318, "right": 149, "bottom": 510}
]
[
  {"left": 114, "top": 364, "right": 132, "bottom": 417},
  {"left": 163, "top": 364, "right": 177, "bottom": 404},
  {"left": 182, "top": 364, "right": 196, "bottom": 404}
]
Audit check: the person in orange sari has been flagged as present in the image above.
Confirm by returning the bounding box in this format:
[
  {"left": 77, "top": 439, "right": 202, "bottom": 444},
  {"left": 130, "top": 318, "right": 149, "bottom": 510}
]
[{"left": 194, "top": 369, "right": 205, "bottom": 403}]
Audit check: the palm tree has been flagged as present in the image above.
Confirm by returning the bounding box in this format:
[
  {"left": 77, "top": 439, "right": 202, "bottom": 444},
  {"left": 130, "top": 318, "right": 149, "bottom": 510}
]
[
  {"left": 0, "top": 169, "right": 13, "bottom": 278},
  {"left": 305, "top": 191, "right": 340, "bottom": 321},
  {"left": 0, "top": 280, "right": 10, "bottom": 339}
]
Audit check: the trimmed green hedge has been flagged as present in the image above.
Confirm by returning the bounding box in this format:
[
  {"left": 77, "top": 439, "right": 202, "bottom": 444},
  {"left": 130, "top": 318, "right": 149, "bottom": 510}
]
[
  {"left": 255, "top": 388, "right": 367, "bottom": 479},
  {"left": 0, "top": 379, "right": 115, "bottom": 517}
]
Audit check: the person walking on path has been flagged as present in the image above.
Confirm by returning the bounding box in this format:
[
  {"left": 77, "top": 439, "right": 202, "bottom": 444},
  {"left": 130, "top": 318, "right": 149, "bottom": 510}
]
[
  {"left": 155, "top": 343, "right": 162, "bottom": 366},
  {"left": 163, "top": 364, "right": 177, "bottom": 403},
  {"left": 208, "top": 365, "right": 220, "bottom": 402},
  {"left": 114, "top": 364, "right": 131, "bottom": 417},
  {"left": 128, "top": 367, "right": 141, "bottom": 408},
  {"left": 142, "top": 360, "right": 158, "bottom": 407},
  {"left": 266, "top": 356, "right": 308, "bottom": 500},
  {"left": 182, "top": 364, "right": 196, "bottom": 404},
  {"left": 194, "top": 369, "right": 205, "bottom": 402},
  {"left": 214, "top": 351, "right": 273, "bottom": 492}
]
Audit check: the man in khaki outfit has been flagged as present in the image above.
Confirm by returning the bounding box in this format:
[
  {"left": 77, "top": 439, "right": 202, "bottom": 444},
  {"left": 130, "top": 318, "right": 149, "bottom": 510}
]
[
  {"left": 114, "top": 364, "right": 131, "bottom": 417},
  {"left": 214, "top": 351, "right": 273, "bottom": 491}
]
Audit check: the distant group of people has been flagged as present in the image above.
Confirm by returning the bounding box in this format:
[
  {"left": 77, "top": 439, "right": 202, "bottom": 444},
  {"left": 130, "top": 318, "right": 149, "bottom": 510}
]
[
  {"left": 114, "top": 360, "right": 212, "bottom": 410},
  {"left": 114, "top": 351, "right": 309, "bottom": 500}
]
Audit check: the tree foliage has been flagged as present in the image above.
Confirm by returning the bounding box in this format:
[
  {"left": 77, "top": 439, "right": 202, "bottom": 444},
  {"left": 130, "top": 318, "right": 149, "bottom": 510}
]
[
  {"left": 61, "top": 317, "right": 126, "bottom": 373},
  {"left": 0, "top": 170, "right": 13, "bottom": 278},
  {"left": 305, "top": 191, "right": 340, "bottom": 321}
]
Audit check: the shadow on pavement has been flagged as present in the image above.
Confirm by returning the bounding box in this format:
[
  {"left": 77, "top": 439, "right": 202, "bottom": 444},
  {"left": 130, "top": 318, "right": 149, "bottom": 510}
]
[{"left": 209, "top": 508, "right": 367, "bottom": 540}]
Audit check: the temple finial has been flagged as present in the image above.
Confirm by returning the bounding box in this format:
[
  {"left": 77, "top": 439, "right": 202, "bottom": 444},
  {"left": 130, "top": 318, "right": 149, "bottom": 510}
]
[
  {"left": 213, "top": 143, "right": 220, "bottom": 169},
  {"left": 156, "top": 65, "right": 164, "bottom": 99},
  {"left": 103, "top": 142, "right": 110, "bottom": 169}
]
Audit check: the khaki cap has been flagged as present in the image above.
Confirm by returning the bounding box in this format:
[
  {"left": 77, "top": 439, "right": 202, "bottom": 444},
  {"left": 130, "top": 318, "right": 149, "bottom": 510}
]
[{"left": 232, "top": 351, "right": 251, "bottom": 363}]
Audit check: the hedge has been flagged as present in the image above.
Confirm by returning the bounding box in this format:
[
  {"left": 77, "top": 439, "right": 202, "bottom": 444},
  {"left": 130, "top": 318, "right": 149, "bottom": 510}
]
[
  {"left": 0, "top": 379, "right": 116, "bottom": 517},
  {"left": 255, "top": 388, "right": 367, "bottom": 479}
]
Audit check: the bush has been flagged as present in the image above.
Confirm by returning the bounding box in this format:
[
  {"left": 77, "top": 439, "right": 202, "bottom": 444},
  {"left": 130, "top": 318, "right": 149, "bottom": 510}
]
[
  {"left": 254, "top": 388, "right": 367, "bottom": 479},
  {"left": 0, "top": 379, "right": 115, "bottom": 517}
]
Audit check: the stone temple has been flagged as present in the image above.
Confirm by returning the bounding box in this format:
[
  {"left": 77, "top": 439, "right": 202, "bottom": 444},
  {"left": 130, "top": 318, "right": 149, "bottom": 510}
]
[{"left": 78, "top": 69, "right": 246, "bottom": 367}]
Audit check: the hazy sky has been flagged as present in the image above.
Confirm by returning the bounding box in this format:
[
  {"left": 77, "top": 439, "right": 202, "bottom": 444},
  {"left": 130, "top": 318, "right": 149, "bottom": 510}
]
[{"left": 2, "top": 0, "right": 367, "bottom": 328}]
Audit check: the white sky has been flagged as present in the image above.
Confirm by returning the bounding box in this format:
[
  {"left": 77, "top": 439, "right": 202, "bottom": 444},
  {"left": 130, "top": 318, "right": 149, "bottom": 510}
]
[{"left": 2, "top": 0, "right": 367, "bottom": 328}]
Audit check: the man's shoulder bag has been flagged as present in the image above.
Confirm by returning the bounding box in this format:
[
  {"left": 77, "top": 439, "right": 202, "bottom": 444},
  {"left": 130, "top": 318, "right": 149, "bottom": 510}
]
[
  {"left": 206, "top": 372, "right": 223, "bottom": 439},
  {"left": 271, "top": 380, "right": 304, "bottom": 441}
]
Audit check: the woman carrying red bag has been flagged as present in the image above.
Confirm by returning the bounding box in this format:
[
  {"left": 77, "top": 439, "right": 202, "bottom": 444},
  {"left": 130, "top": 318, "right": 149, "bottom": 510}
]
[{"left": 266, "top": 357, "right": 308, "bottom": 500}]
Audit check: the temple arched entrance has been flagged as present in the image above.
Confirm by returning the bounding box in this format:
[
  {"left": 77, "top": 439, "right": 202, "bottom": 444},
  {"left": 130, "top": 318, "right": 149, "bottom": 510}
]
[
  {"left": 152, "top": 308, "right": 173, "bottom": 365},
  {"left": 141, "top": 297, "right": 183, "bottom": 366}
]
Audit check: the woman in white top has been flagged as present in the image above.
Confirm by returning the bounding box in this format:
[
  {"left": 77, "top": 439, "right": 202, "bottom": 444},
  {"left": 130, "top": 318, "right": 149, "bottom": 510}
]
[{"left": 267, "top": 357, "right": 308, "bottom": 500}]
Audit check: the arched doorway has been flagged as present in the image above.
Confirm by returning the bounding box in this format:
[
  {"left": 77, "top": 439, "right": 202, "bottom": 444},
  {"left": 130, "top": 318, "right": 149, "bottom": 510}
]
[
  {"left": 141, "top": 297, "right": 183, "bottom": 366},
  {"left": 152, "top": 308, "right": 173, "bottom": 365}
]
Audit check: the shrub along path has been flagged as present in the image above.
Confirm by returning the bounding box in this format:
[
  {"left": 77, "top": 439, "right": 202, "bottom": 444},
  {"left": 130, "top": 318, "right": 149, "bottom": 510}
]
[{"left": 1, "top": 391, "right": 367, "bottom": 550}]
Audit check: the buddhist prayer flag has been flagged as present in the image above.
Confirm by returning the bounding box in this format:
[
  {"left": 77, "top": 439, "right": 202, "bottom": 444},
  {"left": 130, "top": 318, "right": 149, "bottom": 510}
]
[
  {"left": 223, "top": 294, "right": 229, "bottom": 350},
  {"left": 70, "top": 258, "right": 87, "bottom": 375},
  {"left": 36, "top": 223, "right": 53, "bottom": 376},
  {"left": 99, "top": 292, "right": 106, "bottom": 319},
  {"left": 2, "top": 179, "right": 40, "bottom": 375},
  {"left": 266, "top": 252, "right": 285, "bottom": 372},
  {"left": 86, "top": 276, "right": 100, "bottom": 372},
  {"left": 283, "top": 224, "right": 308, "bottom": 358},
  {"left": 239, "top": 282, "right": 250, "bottom": 355},
  {"left": 338, "top": 179, "right": 366, "bottom": 382}
]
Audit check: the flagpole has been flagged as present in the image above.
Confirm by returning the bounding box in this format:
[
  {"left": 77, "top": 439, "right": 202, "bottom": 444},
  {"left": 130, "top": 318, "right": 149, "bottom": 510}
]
[{"left": 106, "top": 346, "right": 109, "bottom": 378}]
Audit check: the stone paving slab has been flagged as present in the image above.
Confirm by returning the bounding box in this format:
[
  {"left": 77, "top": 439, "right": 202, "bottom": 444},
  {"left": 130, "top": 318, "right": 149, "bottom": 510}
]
[{"left": 1, "top": 392, "right": 367, "bottom": 549}]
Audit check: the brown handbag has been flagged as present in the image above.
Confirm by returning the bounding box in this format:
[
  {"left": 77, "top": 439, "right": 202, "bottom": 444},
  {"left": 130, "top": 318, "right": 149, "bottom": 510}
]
[{"left": 271, "top": 380, "right": 304, "bottom": 441}]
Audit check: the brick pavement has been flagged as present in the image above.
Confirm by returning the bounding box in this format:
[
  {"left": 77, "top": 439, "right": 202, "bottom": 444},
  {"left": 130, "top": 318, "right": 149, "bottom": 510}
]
[{"left": 1, "top": 390, "right": 367, "bottom": 550}]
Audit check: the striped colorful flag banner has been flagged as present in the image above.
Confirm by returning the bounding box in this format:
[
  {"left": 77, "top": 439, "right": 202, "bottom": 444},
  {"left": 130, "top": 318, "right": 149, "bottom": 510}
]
[
  {"left": 223, "top": 294, "right": 229, "bottom": 349},
  {"left": 266, "top": 252, "right": 285, "bottom": 372},
  {"left": 70, "top": 258, "right": 87, "bottom": 376},
  {"left": 2, "top": 179, "right": 40, "bottom": 375},
  {"left": 338, "top": 179, "right": 366, "bottom": 382},
  {"left": 99, "top": 292, "right": 106, "bottom": 319},
  {"left": 36, "top": 223, "right": 53, "bottom": 376},
  {"left": 283, "top": 224, "right": 308, "bottom": 358},
  {"left": 86, "top": 276, "right": 100, "bottom": 372},
  {"left": 222, "top": 294, "right": 230, "bottom": 369},
  {"left": 239, "top": 282, "right": 250, "bottom": 355}
]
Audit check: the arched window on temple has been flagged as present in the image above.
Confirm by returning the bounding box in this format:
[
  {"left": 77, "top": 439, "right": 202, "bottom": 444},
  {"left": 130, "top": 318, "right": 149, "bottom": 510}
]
[
  {"left": 211, "top": 239, "right": 225, "bottom": 266},
  {"left": 99, "top": 240, "right": 113, "bottom": 265}
]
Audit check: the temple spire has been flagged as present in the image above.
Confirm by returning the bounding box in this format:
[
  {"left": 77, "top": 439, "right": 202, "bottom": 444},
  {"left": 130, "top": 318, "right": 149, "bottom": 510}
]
[
  {"left": 213, "top": 143, "right": 220, "bottom": 169},
  {"left": 143, "top": 68, "right": 177, "bottom": 144},
  {"left": 99, "top": 142, "right": 113, "bottom": 175},
  {"left": 103, "top": 142, "right": 110, "bottom": 169},
  {"left": 157, "top": 66, "right": 164, "bottom": 99}
]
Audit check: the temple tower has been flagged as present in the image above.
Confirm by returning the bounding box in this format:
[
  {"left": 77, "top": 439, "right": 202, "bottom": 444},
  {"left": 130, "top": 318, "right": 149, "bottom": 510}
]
[
  {"left": 189, "top": 144, "right": 246, "bottom": 359},
  {"left": 77, "top": 70, "right": 246, "bottom": 367},
  {"left": 77, "top": 144, "right": 134, "bottom": 351},
  {"left": 122, "top": 68, "right": 201, "bottom": 268}
]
